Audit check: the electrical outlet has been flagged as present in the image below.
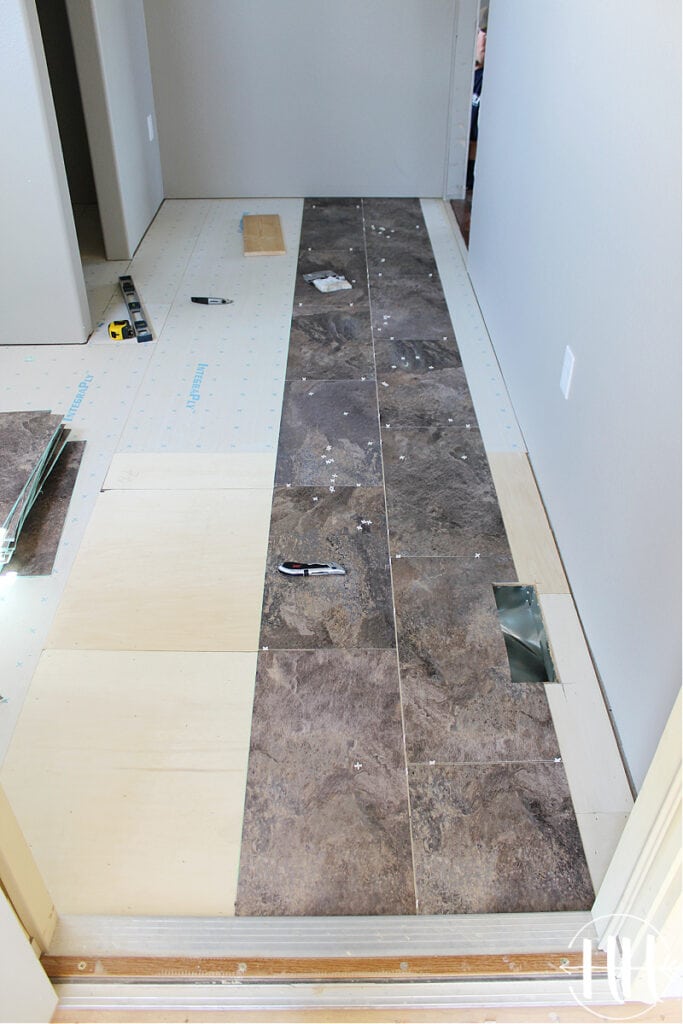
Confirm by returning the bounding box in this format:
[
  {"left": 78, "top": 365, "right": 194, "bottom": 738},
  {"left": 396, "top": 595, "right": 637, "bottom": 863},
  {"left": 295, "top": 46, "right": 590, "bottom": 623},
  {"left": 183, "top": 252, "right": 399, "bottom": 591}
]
[
  {"left": 560, "top": 345, "right": 575, "bottom": 399},
  {"left": 147, "top": 114, "right": 155, "bottom": 142}
]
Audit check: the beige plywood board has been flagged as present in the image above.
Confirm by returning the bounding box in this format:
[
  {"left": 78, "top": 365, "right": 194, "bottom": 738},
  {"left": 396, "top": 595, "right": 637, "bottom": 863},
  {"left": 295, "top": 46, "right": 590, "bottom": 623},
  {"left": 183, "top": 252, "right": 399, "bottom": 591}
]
[
  {"left": 242, "top": 214, "right": 286, "bottom": 256},
  {"left": 103, "top": 453, "right": 276, "bottom": 491},
  {"left": 575, "top": 811, "right": 631, "bottom": 891},
  {"left": 1, "top": 649, "right": 257, "bottom": 915},
  {"left": 542, "top": 596, "right": 634, "bottom": 816},
  {"left": 47, "top": 489, "right": 272, "bottom": 652},
  {"left": 488, "top": 452, "right": 570, "bottom": 594}
]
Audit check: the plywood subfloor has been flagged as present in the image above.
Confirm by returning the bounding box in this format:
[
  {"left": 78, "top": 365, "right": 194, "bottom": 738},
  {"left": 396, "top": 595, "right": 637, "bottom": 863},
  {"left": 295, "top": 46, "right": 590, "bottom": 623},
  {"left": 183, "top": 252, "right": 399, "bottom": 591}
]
[
  {"left": 46, "top": 488, "right": 272, "bottom": 653},
  {"left": 1, "top": 650, "right": 256, "bottom": 915}
]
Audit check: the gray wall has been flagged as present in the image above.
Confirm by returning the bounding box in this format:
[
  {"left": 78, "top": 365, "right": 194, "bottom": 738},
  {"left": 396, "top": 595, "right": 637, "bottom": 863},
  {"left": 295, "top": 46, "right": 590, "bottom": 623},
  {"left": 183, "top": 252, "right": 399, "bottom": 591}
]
[
  {"left": 67, "top": 0, "right": 163, "bottom": 259},
  {"left": 0, "top": 0, "right": 90, "bottom": 344},
  {"left": 143, "top": 0, "right": 457, "bottom": 198},
  {"left": 468, "top": 1, "right": 681, "bottom": 789}
]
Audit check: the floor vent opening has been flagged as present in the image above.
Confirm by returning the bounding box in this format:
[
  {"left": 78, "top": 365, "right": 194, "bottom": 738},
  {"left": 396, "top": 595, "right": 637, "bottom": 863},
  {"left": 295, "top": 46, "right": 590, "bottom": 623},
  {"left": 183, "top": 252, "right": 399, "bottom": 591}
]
[{"left": 493, "top": 584, "right": 556, "bottom": 683}]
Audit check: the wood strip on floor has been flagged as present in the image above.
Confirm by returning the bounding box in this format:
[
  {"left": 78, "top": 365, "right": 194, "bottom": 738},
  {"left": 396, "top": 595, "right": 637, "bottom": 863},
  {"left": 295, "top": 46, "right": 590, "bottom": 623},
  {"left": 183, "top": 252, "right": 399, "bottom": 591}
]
[{"left": 42, "top": 951, "right": 604, "bottom": 982}]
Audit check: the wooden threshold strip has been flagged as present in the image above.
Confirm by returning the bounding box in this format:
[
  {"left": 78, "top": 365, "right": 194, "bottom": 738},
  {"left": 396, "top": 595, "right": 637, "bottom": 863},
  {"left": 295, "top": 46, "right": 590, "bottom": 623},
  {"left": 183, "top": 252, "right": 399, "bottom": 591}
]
[{"left": 43, "top": 951, "right": 606, "bottom": 983}]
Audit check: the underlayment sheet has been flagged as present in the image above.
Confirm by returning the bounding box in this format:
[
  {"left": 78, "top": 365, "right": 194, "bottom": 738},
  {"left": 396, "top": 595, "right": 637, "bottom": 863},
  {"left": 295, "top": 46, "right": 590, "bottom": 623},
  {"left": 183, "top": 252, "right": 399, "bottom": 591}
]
[
  {"left": 2, "top": 441, "right": 85, "bottom": 576},
  {"left": 237, "top": 197, "right": 594, "bottom": 917}
]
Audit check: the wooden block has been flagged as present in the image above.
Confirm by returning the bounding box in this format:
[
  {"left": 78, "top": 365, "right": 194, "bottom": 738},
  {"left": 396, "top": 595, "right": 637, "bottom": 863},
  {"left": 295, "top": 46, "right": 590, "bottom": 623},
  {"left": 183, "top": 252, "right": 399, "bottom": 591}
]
[
  {"left": 488, "top": 452, "right": 570, "bottom": 594},
  {"left": 242, "top": 214, "right": 286, "bottom": 256}
]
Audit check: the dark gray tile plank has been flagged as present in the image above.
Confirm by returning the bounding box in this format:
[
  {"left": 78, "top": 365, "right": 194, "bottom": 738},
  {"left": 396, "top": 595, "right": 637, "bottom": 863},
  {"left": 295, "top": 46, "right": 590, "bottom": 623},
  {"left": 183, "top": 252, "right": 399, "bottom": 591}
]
[
  {"left": 409, "top": 762, "right": 594, "bottom": 914},
  {"left": 374, "top": 337, "right": 463, "bottom": 375},
  {"left": 285, "top": 311, "right": 374, "bottom": 380},
  {"left": 393, "top": 556, "right": 560, "bottom": 764},
  {"left": 371, "top": 278, "right": 454, "bottom": 342},
  {"left": 382, "top": 427, "right": 510, "bottom": 556},
  {"left": 300, "top": 199, "right": 365, "bottom": 250},
  {"left": 260, "top": 487, "right": 394, "bottom": 650},
  {"left": 236, "top": 649, "right": 415, "bottom": 916},
  {"left": 378, "top": 368, "right": 477, "bottom": 429},
  {"left": 0, "top": 411, "right": 65, "bottom": 524},
  {"left": 275, "top": 380, "right": 382, "bottom": 487}
]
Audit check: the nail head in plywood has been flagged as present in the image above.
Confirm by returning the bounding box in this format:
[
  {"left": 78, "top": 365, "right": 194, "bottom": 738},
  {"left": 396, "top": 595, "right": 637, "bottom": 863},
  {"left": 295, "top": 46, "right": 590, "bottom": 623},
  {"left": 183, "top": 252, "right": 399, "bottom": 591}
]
[
  {"left": 488, "top": 452, "right": 570, "bottom": 595},
  {"left": 242, "top": 215, "right": 286, "bottom": 256}
]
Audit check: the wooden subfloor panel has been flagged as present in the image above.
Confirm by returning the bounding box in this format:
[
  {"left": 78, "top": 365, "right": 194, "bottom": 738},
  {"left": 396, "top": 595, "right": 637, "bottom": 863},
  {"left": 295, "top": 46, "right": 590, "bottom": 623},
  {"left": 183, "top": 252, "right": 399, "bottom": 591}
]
[
  {"left": 46, "top": 489, "right": 272, "bottom": 652},
  {"left": 1, "top": 650, "right": 257, "bottom": 915},
  {"left": 488, "top": 452, "right": 570, "bottom": 594},
  {"left": 103, "top": 452, "right": 276, "bottom": 491}
]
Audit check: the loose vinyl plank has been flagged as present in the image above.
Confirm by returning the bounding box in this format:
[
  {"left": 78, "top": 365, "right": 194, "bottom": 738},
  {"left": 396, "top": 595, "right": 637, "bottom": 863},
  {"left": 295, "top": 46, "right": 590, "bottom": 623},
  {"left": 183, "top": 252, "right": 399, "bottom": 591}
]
[{"left": 2, "top": 441, "right": 85, "bottom": 576}]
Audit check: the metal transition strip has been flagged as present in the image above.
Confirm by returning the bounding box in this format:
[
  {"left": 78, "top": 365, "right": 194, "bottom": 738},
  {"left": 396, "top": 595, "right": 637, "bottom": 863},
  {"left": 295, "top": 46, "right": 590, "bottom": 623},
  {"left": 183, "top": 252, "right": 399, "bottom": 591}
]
[{"left": 49, "top": 912, "right": 597, "bottom": 958}]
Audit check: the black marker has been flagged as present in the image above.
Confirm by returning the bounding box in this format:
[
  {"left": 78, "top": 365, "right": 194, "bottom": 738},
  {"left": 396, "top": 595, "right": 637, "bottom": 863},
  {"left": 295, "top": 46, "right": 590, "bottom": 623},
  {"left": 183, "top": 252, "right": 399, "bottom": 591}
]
[{"left": 191, "top": 296, "right": 232, "bottom": 305}]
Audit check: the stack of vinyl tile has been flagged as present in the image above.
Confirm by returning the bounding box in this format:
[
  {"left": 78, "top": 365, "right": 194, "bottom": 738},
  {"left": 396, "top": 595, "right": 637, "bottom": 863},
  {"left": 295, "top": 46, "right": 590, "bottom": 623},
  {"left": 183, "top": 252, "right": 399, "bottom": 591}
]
[{"left": 0, "top": 411, "right": 70, "bottom": 567}]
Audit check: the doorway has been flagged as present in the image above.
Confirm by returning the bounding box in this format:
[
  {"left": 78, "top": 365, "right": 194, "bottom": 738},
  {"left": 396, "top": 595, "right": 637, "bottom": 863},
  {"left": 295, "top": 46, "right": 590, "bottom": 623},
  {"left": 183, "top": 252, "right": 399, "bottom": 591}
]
[{"left": 451, "top": 1, "right": 488, "bottom": 246}]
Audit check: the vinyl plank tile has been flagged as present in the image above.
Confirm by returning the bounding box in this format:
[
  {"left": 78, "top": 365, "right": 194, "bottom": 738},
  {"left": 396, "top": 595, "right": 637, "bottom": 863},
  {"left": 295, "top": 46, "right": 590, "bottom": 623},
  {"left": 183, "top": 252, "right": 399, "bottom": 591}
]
[
  {"left": 293, "top": 250, "right": 368, "bottom": 315},
  {"left": 382, "top": 427, "right": 511, "bottom": 557},
  {"left": 0, "top": 411, "right": 65, "bottom": 525},
  {"left": 374, "top": 337, "right": 462, "bottom": 374},
  {"left": 378, "top": 368, "right": 477, "bottom": 428},
  {"left": 409, "top": 762, "right": 594, "bottom": 914},
  {"left": 371, "top": 278, "right": 454, "bottom": 342},
  {"left": 362, "top": 198, "right": 430, "bottom": 239},
  {"left": 285, "top": 311, "right": 374, "bottom": 380},
  {"left": 300, "top": 198, "right": 364, "bottom": 250},
  {"left": 46, "top": 489, "right": 272, "bottom": 652},
  {"left": 275, "top": 381, "right": 382, "bottom": 487},
  {"left": 393, "top": 556, "right": 559, "bottom": 764},
  {"left": 260, "top": 487, "right": 394, "bottom": 649},
  {"left": 236, "top": 649, "right": 415, "bottom": 916},
  {"left": 1, "top": 649, "right": 257, "bottom": 915},
  {"left": 3, "top": 441, "right": 85, "bottom": 576}
]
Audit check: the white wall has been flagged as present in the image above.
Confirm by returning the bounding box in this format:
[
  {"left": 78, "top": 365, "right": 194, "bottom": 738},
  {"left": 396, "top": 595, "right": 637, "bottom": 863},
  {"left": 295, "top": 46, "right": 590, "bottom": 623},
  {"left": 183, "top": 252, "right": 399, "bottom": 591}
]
[
  {"left": 468, "top": 1, "right": 681, "bottom": 789},
  {"left": 0, "top": 0, "right": 90, "bottom": 345},
  {"left": 67, "top": 0, "right": 163, "bottom": 259},
  {"left": 143, "top": 0, "right": 456, "bottom": 198}
]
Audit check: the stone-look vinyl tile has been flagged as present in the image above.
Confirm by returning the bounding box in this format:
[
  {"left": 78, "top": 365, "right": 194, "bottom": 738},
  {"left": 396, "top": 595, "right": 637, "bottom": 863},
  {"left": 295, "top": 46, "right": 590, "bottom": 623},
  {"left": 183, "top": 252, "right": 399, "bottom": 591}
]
[
  {"left": 393, "top": 557, "right": 560, "bottom": 764},
  {"left": 370, "top": 278, "right": 454, "bottom": 342},
  {"left": 260, "top": 487, "right": 394, "bottom": 650},
  {"left": 382, "top": 428, "right": 511, "bottom": 557},
  {"left": 2, "top": 441, "right": 85, "bottom": 576},
  {"left": 0, "top": 411, "right": 65, "bottom": 524},
  {"left": 285, "top": 311, "right": 374, "bottom": 380},
  {"left": 374, "top": 338, "right": 463, "bottom": 375},
  {"left": 366, "top": 247, "right": 439, "bottom": 284},
  {"left": 378, "top": 368, "right": 477, "bottom": 429},
  {"left": 275, "top": 381, "right": 382, "bottom": 487},
  {"left": 300, "top": 198, "right": 364, "bottom": 251},
  {"left": 409, "top": 762, "right": 594, "bottom": 914},
  {"left": 293, "top": 249, "right": 368, "bottom": 315},
  {"left": 236, "top": 649, "right": 415, "bottom": 916},
  {"left": 362, "top": 198, "right": 429, "bottom": 238}
]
